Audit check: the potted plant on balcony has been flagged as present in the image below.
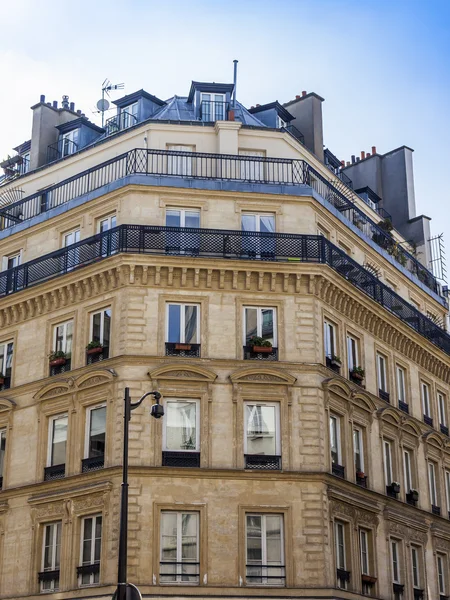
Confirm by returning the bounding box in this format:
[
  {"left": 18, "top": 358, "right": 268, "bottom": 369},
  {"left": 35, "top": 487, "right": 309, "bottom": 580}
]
[
  {"left": 391, "top": 481, "right": 401, "bottom": 494},
  {"left": 409, "top": 488, "right": 419, "bottom": 502},
  {"left": 350, "top": 366, "right": 365, "bottom": 382},
  {"left": 48, "top": 350, "right": 67, "bottom": 367},
  {"left": 361, "top": 574, "right": 377, "bottom": 584},
  {"left": 248, "top": 336, "right": 273, "bottom": 353},
  {"left": 356, "top": 470, "right": 365, "bottom": 479},
  {"left": 86, "top": 341, "right": 103, "bottom": 356},
  {"left": 175, "top": 342, "right": 192, "bottom": 351},
  {"left": 331, "top": 355, "right": 342, "bottom": 368}
]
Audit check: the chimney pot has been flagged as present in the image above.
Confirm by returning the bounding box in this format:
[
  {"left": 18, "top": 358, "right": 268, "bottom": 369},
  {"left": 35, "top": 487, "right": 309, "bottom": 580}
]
[
  {"left": 356, "top": 157, "right": 360, "bottom": 162},
  {"left": 47, "top": 102, "right": 51, "bottom": 106},
  {"left": 256, "top": 103, "right": 260, "bottom": 107},
  {"left": 295, "top": 95, "right": 301, "bottom": 99},
  {"left": 351, "top": 155, "right": 355, "bottom": 164},
  {"left": 77, "top": 109, "right": 82, "bottom": 114},
  {"left": 302, "top": 91, "right": 307, "bottom": 97},
  {"left": 70, "top": 102, "right": 75, "bottom": 111},
  {"left": 340, "top": 160, "right": 345, "bottom": 167},
  {"left": 366, "top": 152, "right": 371, "bottom": 157},
  {"left": 228, "top": 108, "right": 235, "bottom": 121},
  {"left": 52, "top": 101, "right": 57, "bottom": 109},
  {"left": 372, "top": 145, "right": 377, "bottom": 154},
  {"left": 62, "top": 95, "right": 69, "bottom": 109},
  {"left": 251, "top": 105, "right": 255, "bottom": 109},
  {"left": 361, "top": 151, "right": 366, "bottom": 160},
  {"left": 40, "top": 94, "right": 45, "bottom": 103}
]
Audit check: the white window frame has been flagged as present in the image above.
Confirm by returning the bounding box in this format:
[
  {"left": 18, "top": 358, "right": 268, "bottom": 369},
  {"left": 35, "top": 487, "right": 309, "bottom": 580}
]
[
  {"left": 79, "top": 514, "right": 102, "bottom": 586},
  {"left": 160, "top": 511, "right": 200, "bottom": 584},
  {"left": 334, "top": 521, "right": 346, "bottom": 571},
  {"left": 353, "top": 427, "right": 364, "bottom": 473},
  {"left": 0, "top": 340, "right": 13, "bottom": 378},
  {"left": 277, "top": 115, "right": 288, "bottom": 129},
  {"left": 347, "top": 335, "right": 359, "bottom": 372},
  {"left": 90, "top": 308, "right": 111, "bottom": 346},
  {"left": 96, "top": 214, "right": 117, "bottom": 233},
  {"left": 391, "top": 539, "right": 401, "bottom": 583},
  {"left": 121, "top": 102, "right": 138, "bottom": 128},
  {"left": 47, "top": 413, "right": 68, "bottom": 468},
  {"left": 429, "top": 461, "right": 438, "bottom": 506},
  {"left": 162, "top": 399, "right": 200, "bottom": 453},
  {"left": 2, "top": 251, "right": 21, "bottom": 271},
  {"left": 61, "top": 129, "right": 79, "bottom": 156},
  {"left": 396, "top": 365, "right": 406, "bottom": 404},
  {"left": 384, "top": 440, "right": 393, "bottom": 486},
  {"left": 63, "top": 229, "right": 80, "bottom": 247},
  {"left": 165, "top": 207, "right": 200, "bottom": 227},
  {"left": 84, "top": 404, "right": 106, "bottom": 459},
  {"left": 324, "top": 320, "right": 336, "bottom": 359},
  {"left": 245, "top": 513, "right": 285, "bottom": 586},
  {"left": 0, "top": 428, "right": 6, "bottom": 479},
  {"left": 53, "top": 320, "right": 73, "bottom": 355},
  {"left": 41, "top": 521, "right": 62, "bottom": 591},
  {"left": 359, "top": 529, "right": 369, "bottom": 575},
  {"left": 377, "top": 353, "right": 388, "bottom": 392},
  {"left": 437, "top": 553, "right": 447, "bottom": 596},
  {"left": 446, "top": 470, "right": 450, "bottom": 514},
  {"left": 243, "top": 307, "right": 277, "bottom": 347},
  {"left": 22, "top": 152, "right": 30, "bottom": 173},
  {"left": 241, "top": 212, "right": 276, "bottom": 234},
  {"left": 438, "top": 392, "right": 447, "bottom": 427},
  {"left": 411, "top": 546, "right": 421, "bottom": 589},
  {"left": 421, "top": 382, "right": 431, "bottom": 417},
  {"left": 330, "top": 414, "right": 341, "bottom": 465},
  {"left": 403, "top": 449, "right": 413, "bottom": 493},
  {"left": 200, "top": 92, "right": 226, "bottom": 121},
  {"left": 166, "top": 303, "right": 200, "bottom": 344},
  {"left": 244, "top": 402, "right": 281, "bottom": 456}
]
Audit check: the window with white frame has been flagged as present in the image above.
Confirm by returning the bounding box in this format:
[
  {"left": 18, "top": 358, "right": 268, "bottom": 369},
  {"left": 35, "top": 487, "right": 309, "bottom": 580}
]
[
  {"left": 446, "top": 470, "right": 450, "bottom": 516},
  {"left": 238, "top": 150, "right": 266, "bottom": 181},
  {"left": 245, "top": 513, "right": 285, "bottom": 586},
  {"left": 121, "top": 102, "right": 138, "bottom": 128},
  {"left": 163, "top": 400, "right": 199, "bottom": 452},
  {"left": 330, "top": 415, "right": 341, "bottom": 466},
  {"left": 335, "top": 521, "right": 348, "bottom": 587},
  {"left": 353, "top": 427, "right": 364, "bottom": 474},
  {"left": 438, "top": 392, "right": 447, "bottom": 427},
  {"left": 245, "top": 402, "right": 280, "bottom": 457},
  {"left": 244, "top": 307, "right": 276, "bottom": 348},
  {"left": 47, "top": 414, "right": 68, "bottom": 468},
  {"left": 0, "top": 340, "right": 13, "bottom": 385},
  {"left": 421, "top": 382, "right": 431, "bottom": 418},
  {"left": 324, "top": 320, "right": 337, "bottom": 360},
  {"left": 377, "top": 353, "right": 388, "bottom": 392},
  {"left": 384, "top": 440, "right": 394, "bottom": 487},
  {"left": 63, "top": 229, "right": 80, "bottom": 270},
  {"left": 85, "top": 405, "right": 106, "bottom": 459},
  {"left": 61, "top": 129, "right": 79, "bottom": 157},
  {"left": 90, "top": 308, "right": 111, "bottom": 348},
  {"left": 2, "top": 251, "right": 21, "bottom": 271},
  {"left": 166, "top": 208, "right": 200, "bottom": 228},
  {"left": 200, "top": 93, "right": 225, "bottom": 121},
  {"left": 429, "top": 461, "right": 438, "bottom": 507},
  {"left": 63, "top": 229, "right": 80, "bottom": 247},
  {"left": 166, "top": 303, "right": 199, "bottom": 345},
  {"left": 391, "top": 539, "right": 401, "bottom": 583},
  {"left": 347, "top": 335, "right": 359, "bottom": 372},
  {"left": 359, "top": 529, "right": 370, "bottom": 575},
  {"left": 165, "top": 208, "right": 200, "bottom": 253},
  {"left": 403, "top": 449, "right": 413, "bottom": 493},
  {"left": 22, "top": 152, "right": 30, "bottom": 173},
  {"left": 437, "top": 553, "right": 448, "bottom": 596},
  {"left": 0, "top": 429, "right": 6, "bottom": 484},
  {"left": 396, "top": 365, "right": 406, "bottom": 404},
  {"left": 41, "top": 521, "right": 62, "bottom": 591},
  {"left": 166, "top": 148, "right": 195, "bottom": 176},
  {"left": 160, "top": 511, "right": 199, "bottom": 583},
  {"left": 79, "top": 515, "right": 102, "bottom": 586},
  {"left": 97, "top": 214, "right": 117, "bottom": 233},
  {"left": 241, "top": 213, "right": 276, "bottom": 257},
  {"left": 53, "top": 321, "right": 73, "bottom": 357},
  {"left": 411, "top": 546, "right": 421, "bottom": 589}
]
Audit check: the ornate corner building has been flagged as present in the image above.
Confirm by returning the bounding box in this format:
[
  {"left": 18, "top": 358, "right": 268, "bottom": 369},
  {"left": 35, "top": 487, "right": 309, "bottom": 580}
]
[{"left": 0, "top": 80, "right": 449, "bottom": 600}]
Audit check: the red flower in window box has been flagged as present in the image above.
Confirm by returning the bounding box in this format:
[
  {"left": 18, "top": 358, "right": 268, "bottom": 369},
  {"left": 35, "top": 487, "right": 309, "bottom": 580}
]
[{"left": 175, "top": 343, "right": 192, "bottom": 351}]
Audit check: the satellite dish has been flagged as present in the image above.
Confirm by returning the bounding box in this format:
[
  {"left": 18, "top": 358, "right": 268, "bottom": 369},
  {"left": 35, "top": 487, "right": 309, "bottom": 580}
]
[{"left": 97, "top": 98, "right": 110, "bottom": 111}]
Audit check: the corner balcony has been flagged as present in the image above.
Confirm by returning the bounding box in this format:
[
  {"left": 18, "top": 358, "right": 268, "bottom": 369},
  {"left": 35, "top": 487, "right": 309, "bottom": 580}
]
[
  {"left": 1, "top": 224, "right": 450, "bottom": 357},
  {"left": 47, "top": 139, "right": 78, "bottom": 163},
  {"left": 0, "top": 147, "right": 442, "bottom": 303},
  {"left": 105, "top": 111, "right": 138, "bottom": 136}
]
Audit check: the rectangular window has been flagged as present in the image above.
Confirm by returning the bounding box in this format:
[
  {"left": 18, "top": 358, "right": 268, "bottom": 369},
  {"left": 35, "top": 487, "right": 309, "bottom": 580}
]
[
  {"left": 90, "top": 309, "right": 111, "bottom": 348},
  {"left": 359, "top": 529, "right": 369, "bottom": 575},
  {"left": 446, "top": 471, "right": 450, "bottom": 514},
  {"left": 238, "top": 149, "right": 266, "bottom": 181},
  {"left": 166, "top": 208, "right": 200, "bottom": 228},
  {"left": 330, "top": 415, "right": 341, "bottom": 465},
  {"left": 391, "top": 539, "right": 401, "bottom": 583},
  {"left": 377, "top": 353, "right": 388, "bottom": 392},
  {"left": 160, "top": 511, "right": 199, "bottom": 583},
  {"left": 245, "top": 514, "right": 285, "bottom": 586},
  {"left": 166, "top": 304, "right": 199, "bottom": 344},
  {"left": 163, "top": 400, "right": 199, "bottom": 452},
  {"left": 63, "top": 229, "right": 80, "bottom": 247},
  {"left": 324, "top": 320, "right": 336, "bottom": 360},
  {"left": 411, "top": 546, "right": 420, "bottom": 588},
  {"left": 97, "top": 214, "right": 117, "bottom": 233},
  {"left": 353, "top": 428, "right": 364, "bottom": 473},
  {"left": 121, "top": 102, "right": 138, "bottom": 128},
  {"left": 201, "top": 93, "right": 226, "bottom": 121},
  {"left": 438, "top": 392, "right": 447, "bottom": 427},
  {"left": 245, "top": 403, "right": 280, "bottom": 456},
  {"left": 48, "top": 414, "right": 68, "bottom": 467},
  {"left": 85, "top": 405, "right": 106, "bottom": 459},
  {"left": 165, "top": 150, "right": 195, "bottom": 177},
  {"left": 429, "top": 461, "right": 438, "bottom": 507},
  {"left": 63, "top": 230, "right": 80, "bottom": 270},
  {"left": 334, "top": 521, "right": 347, "bottom": 577},
  {"left": 0, "top": 340, "right": 13, "bottom": 388},
  {"left": 421, "top": 382, "right": 431, "bottom": 417},
  {"left": 2, "top": 252, "right": 21, "bottom": 271},
  {"left": 384, "top": 440, "right": 393, "bottom": 486},
  {"left": 165, "top": 208, "right": 200, "bottom": 254},
  {"left": 53, "top": 321, "right": 73, "bottom": 356},
  {"left": 61, "top": 129, "right": 79, "bottom": 156},
  {"left": 437, "top": 553, "right": 447, "bottom": 595},
  {"left": 244, "top": 307, "right": 276, "bottom": 347},
  {"left": 0, "top": 429, "right": 6, "bottom": 485},
  {"left": 79, "top": 515, "right": 102, "bottom": 586},
  {"left": 396, "top": 366, "right": 406, "bottom": 404},
  {"left": 241, "top": 213, "right": 275, "bottom": 257},
  {"left": 403, "top": 449, "right": 413, "bottom": 493},
  {"left": 347, "top": 335, "right": 358, "bottom": 372},
  {"left": 41, "top": 522, "right": 62, "bottom": 591}
]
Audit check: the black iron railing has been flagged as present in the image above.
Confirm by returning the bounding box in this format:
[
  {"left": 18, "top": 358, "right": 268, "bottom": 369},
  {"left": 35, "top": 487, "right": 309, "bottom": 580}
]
[
  {"left": 332, "top": 463, "right": 345, "bottom": 478},
  {"left": 81, "top": 455, "right": 104, "bottom": 472},
  {"left": 246, "top": 564, "right": 286, "bottom": 585},
  {"left": 379, "top": 389, "right": 390, "bottom": 402},
  {"left": 200, "top": 100, "right": 228, "bottom": 121},
  {"left": 0, "top": 376, "right": 11, "bottom": 392},
  {"left": 105, "top": 111, "right": 138, "bottom": 136},
  {"left": 86, "top": 346, "right": 109, "bottom": 365},
  {"left": 432, "top": 504, "right": 441, "bottom": 516},
  {"left": 424, "top": 415, "right": 433, "bottom": 427},
  {"left": 0, "top": 225, "right": 449, "bottom": 356},
  {"left": 49, "top": 358, "right": 71, "bottom": 377},
  {"left": 245, "top": 454, "right": 281, "bottom": 470},
  {"left": 77, "top": 563, "right": 100, "bottom": 576},
  {"left": 282, "top": 124, "right": 305, "bottom": 145},
  {"left": 441, "top": 424, "right": 449, "bottom": 436},
  {"left": 165, "top": 342, "right": 201, "bottom": 358},
  {"left": 38, "top": 569, "right": 60, "bottom": 583},
  {"left": 243, "top": 345, "right": 278, "bottom": 361},
  {"left": 399, "top": 401, "right": 409, "bottom": 413},
  {"left": 162, "top": 451, "right": 200, "bottom": 468},
  {"left": 47, "top": 139, "right": 79, "bottom": 163},
  {"left": 356, "top": 473, "right": 367, "bottom": 488},
  {"left": 160, "top": 561, "right": 200, "bottom": 582},
  {"left": 44, "top": 464, "right": 65, "bottom": 481},
  {"left": 0, "top": 147, "right": 440, "bottom": 298}
]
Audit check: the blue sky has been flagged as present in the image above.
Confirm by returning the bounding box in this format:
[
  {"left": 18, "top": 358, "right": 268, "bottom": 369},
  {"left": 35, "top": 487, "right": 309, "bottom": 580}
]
[{"left": 1, "top": 0, "right": 450, "bottom": 255}]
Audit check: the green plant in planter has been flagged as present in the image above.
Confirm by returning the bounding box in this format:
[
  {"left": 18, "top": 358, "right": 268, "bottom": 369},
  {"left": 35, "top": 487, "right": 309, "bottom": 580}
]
[
  {"left": 248, "top": 336, "right": 272, "bottom": 348},
  {"left": 377, "top": 218, "right": 393, "bottom": 233},
  {"left": 48, "top": 350, "right": 67, "bottom": 362},
  {"left": 86, "top": 340, "right": 103, "bottom": 350},
  {"left": 331, "top": 355, "right": 341, "bottom": 365},
  {"left": 351, "top": 366, "right": 365, "bottom": 379}
]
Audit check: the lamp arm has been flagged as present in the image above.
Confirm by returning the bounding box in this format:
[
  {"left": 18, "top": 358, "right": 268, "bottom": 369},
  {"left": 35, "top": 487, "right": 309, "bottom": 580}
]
[{"left": 130, "top": 390, "right": 161, "bottom": 412}]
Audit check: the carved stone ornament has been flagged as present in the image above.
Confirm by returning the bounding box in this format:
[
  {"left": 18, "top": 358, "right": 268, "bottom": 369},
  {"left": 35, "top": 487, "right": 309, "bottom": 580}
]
[
  {"left": 331, "top": 501, "right": 356, "bottom": 520},
  {"left": 34, "top": 502, "right": 65, "bottom": 520},
  {"left": 72, "top": 494, "right": 105, "bottom": 513},
  {"left": 356, "top": 510, "right": 379, "bottom": 527},
  {"left": 78, "top": 375, "right": 109, "bottom": 389},
  {"left": 434, "top": 536, "right": 450, "bottom": 552},
  {"left": 40, "top": 386, "right": 69, "bottom": 399}
]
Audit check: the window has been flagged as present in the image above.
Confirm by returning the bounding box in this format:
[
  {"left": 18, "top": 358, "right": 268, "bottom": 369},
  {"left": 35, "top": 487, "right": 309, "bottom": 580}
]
[
  {"left": 2, "top": 252, "right": 21, "bottom": 294},
  {"left": 166, "top": 303, "right": 199, "bottom": 344},
  {"left": 324, "top": 320, "right": 337, "bottom": 360},
  {"left": 47, "top": 414, "right": 68, "bottom": 469},
  {"left": 241, "top": 213, "right": 275, "bottom": 258},
  {"left": 244, "top": 403, "right": 280, "bottom": 468},
  {"left": 429, "top": 461, "right": 438, "bottom": 507},
  {"left": 163, "top": 400, "right": 199, "bottom": 452},
  {"left": 317, "top": 224, "right": 330, "bottom": 239},
  {"left": 347, "top": 335, "right": 359, "bottom": 372},
  {"left": 22, "top": 152, "right": 30, "bottom": 173},
  {"left": 61, "top": 129, "right": 79, "bottom": 157},
  {"left": 40, "top": 522, "right": 61, "bottom": 591},
  {"left": 63, "top": 229, "right": 80, "bottom": 245},
  {"left": 166, "top": 208, "right": 200, "bottom": 228},
  {"left": 0, "top": 340, "right": 13, "bottom": 389},
  {"left": 200, "top": 93, "right": 225, "bottom": 121},
  {"left": 165, "top": 208, "right": 200, "bottom": 253},
  {"left": 238, "top": 149, "right": 266, "bottom": 181},
  {"left": 160, "top": 511, "right": 199, "bottom": 583},
  {"left": 396, "top": 366, "right": 406, "bottom": 404},
  {"left": 353, "top": 428, "right": 364, "bottom": 474},
  {"left": 79, "top": 515, "right": 102, "bottom": 586},
  {"left": 90, "top": 309, "right": 111, "bottom": 349},
  {"left": 277, "top": 115, "right": 287, "bottom": 129},
  {"left": 421, "top": 382, "right": 431, "bottom": 419},
  {"left": 384, "top": 440, "right": 393, "bottom": 486},
  {"left": 53, "top": 321, "right": 73, "bottom": 357},
  {"left": 85, "top": 405, "right": 106, "bottom": 463},
  {"left": 245, "top": 514, "right": 285, "bottom": 586},
  {"left": 411, "top": 546, "right": 421, "bottom": 589},
  {"left": 2, "top": 252, "right": 21, "bottom": 271},
  {"left": 377, "top": 353, "right": 388, "bottom": 393},
  {"left": 438, "top": 392, "right": 447, "bottom": 428},
  {"left": 391, "top": 539, "right": 401, "bottom": 583},
  {"left": 0, "top": 429, "right": 6, "bottom": 486},
  {"left": 121, "top": 102, "right": 138, "bottom": 128},
  {"left": 166, "top": 147, "right": 195, "bottom": 176},
  {"left": 63, "top": 229, "right": 80, "bottom": 270},
  {"left": 359, "top": 529, "right": 370, "bottom": 575},
  {"left": 335, "top": 521, "right": 349, "bottom": 588},
  {"left": 403, "top": 449, "right": 413, "bottom": 493},
  {"left": 330, "top": 415, "right": 342, "bottom": 468},
  {"left": 437, "top": 553, "right": 447, "bottom": 596},
  {"left": 97, "top": 214, "right": 117, "bottom": 233},
  {"left": 244, "top": 307, "right": 276, "bottom": 348}
]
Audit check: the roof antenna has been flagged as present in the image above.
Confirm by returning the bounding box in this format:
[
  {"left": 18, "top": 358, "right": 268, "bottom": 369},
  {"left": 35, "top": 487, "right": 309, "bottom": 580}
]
[
  {"left": 233, "top": 60, "right": 238, "bottom": 109},
  {"left": 95, "top": 79, "right": 125, "bottom": 127}
]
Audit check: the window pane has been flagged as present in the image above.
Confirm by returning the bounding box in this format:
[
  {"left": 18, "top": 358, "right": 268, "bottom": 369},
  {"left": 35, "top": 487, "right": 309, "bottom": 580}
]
[
  {"left": 165, "top": 401, "right": 197, "bottom": 451},
  {"left": 161, "top": 512, "right": 177, "bottom": 561},
  {"left": 184, "top": 306, "right": 198, "bottom": 344},
  {"left": 245, "top": 308, "right": 257, "bottom": 343},
  {"left": 82, "top": 518, "right": 93, "bottom": 563},
  {"left": 242, "top": 214, "right": 256, "bottom": 232},
  {"left": 0, "top": 431, "right": 5, "bottom": 476},
  {"left": 261, "top": 309, "right": 274, "bottom": 344},
  {"left": 168, "top": 305, "right": 181, "bottom": 343},
  {"left": 166, "top": 210, "right": 181, "bottom": 228},
  {"left": 92, "top": 313, "right": 101, "bottom": 342},
  {"left": 246, "top": 404, "right": 277, "bottom": 455},
  {"left": 51, "top": 416, "right": 68, "bottom": 466},
  {"left": 260, "top": 215, "right": 275, "bottom": 234},
  {"left": 246, "top": 515, "right": 262, "bottom": 563},
  {"left": 266, "top": 515, "right": 282, "bottom": 563},
  {"left": 103, "top": 310, "right": 111, "bottom": 347},
  {"left": 185, "top": 211, "right": 200, "bottom": 228},
  {"left": 89, "top": 407, "right": 106, "bottom": 457},
  {"left": 181, "top": 513, "right": 198, "bottom": 560}
]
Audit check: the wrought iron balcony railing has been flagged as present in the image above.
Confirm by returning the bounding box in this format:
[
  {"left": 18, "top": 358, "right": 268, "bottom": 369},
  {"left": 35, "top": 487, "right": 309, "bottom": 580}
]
[
  {"left": 282, "top": 123, "right": 305, "bottom": 145},
  {"left": 77, "top": 562, "right": 100, "bottom": 577},
  {"left": 0, "top": 147, "right": 439, "bottom": 300},
  {"left": 0, "top": 224, "right": 449, "bottom": 356},
  {"left": 47, "top": 139, "right": 79, "bottom": 163},
  {"left": 165, "top": 342, "right": 201, "bottom": 357},
  {"left": 49, "top": 358, "right": 71, "bottom": 377},
  {"left": 86, "top": 346, "right": 109, "bottom": 365},
  {"left": 44, "top": 464, "right": 65, "bottom": 481},
  {"left": 162, "top": 451, "right": 200, "bottom": 468},
  {"left": 199, "top": 100, "right": 228, "bottom": 121},
  {"left": 243, "top": 345, "right": 278, "bottom": 361},
  {"left": 246, "top": 564, "right": 286, "bottom": 585},
  {"left": 105, "top": 111, "right": 138, "bottom": 136},
  {"left": 81, "top": 455, "right": 104, "bottom": 472},
  {"left": 244, "top": 454, "right": 281, "bottom": 470}
]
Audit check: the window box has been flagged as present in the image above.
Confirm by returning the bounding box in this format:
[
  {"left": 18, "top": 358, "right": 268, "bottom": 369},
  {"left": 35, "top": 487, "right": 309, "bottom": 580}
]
[
  {"left": 49, "top": 358, "right": 71, "bottom": 377},
  {"left": 424, "top": 414, "right": 433, "bottom": 427},
  {"left": 432, "top": 504, "right": 441, "bottom": 516},
  {"left": 399, "top": 401, "right": 409, "bottom": 413},
  {"left": 356, "top": 472, "right": 367, "bottom": 487},
  {"left": 243, "top": 345, "right": 278, "bottom": 361},
  {"left": 86, "top": 345, "right": 103, "bottom": 356},
  {"left": 77, "top": 562, "right": 100, "bottom": 577},
  {"left": 326, "top": 356, "right": 341, "bottom": 373},
  {"left": 252, "top": 345, "right": 273, "bottom": 353},
  {"left": 387, "top": 482, "right": 400, "bottom": 497},
  {"left": 49, "top": 357, "right": 66, "bottom": 367},
  {"left": 350, "top": 368, "right": 365, "bottom": 383},
  {"left": 174, "top": 343, "right": 191, "bottom": 351},
  {"left": 379, "top": 389, "right": 390, "bottom": 402},
  {"left": 86, "top": 346, "right": 109, "bottom": 364},
  {"left": 38, "top": 569, "right": 60, "bottom": 583},
  {"left": 332, "top": 463, "right": 345, "bottom": 478},
  {"left": 336, "top": 568, "right": 351, "bottom": 584},
  {"left": 361, "top": 574, "right": 377, "bottom": 585},
  {"left": 406, "top": 489, "right": 419, "bottom": 505},
  {"left": 393, "top": 583, "right": 404, "bottom": 594},
  {"left": 413, "top": 589, "right": 424, "bottom": 600},
  {"left": 165, "top": 342, "right": 201, "bottom": 357},
  {"left": 244, "top": 454, "right": 281, "bottom": 470},
  {"left": 441, "top": 424, "right": 449, "bottom": 436},
  {"left": 162, "top": 451, "right": 200, "bottom": 468}
]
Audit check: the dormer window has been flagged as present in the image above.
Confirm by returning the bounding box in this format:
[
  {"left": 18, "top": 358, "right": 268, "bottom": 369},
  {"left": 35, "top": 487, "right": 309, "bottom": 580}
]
[
  {"left": 21, "top": 152, "right": 30, "bottom": 174},
  {"left": 61, "top": 129, "right": 79, "bottom": 157},
  {"left": 277, "top": 115, "right": 287, "bottom": 129},
  {"left": 200, "top": 93, "right": 226, "bottom": 121},
  {"left": 120, "top": 102, "right": 138, "bottom": 129}
]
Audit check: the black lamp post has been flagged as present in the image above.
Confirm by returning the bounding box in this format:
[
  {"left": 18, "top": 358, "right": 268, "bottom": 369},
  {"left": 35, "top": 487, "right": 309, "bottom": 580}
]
[{"left": 117, "top": 387, "right": 164, "bottom": 600}]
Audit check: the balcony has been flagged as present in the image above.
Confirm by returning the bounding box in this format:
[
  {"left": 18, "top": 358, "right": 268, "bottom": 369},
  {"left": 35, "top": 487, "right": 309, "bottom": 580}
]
[
  {"left": 81, "top": 455, "right": 104, "bottom": 472},
  {"left": 387, "top": 483, "right": 400, "bottom": 498},
  {"left": 44, "top": 464, "right": 65, "bottom": 481},
  {"left": 162, "top": 451, "right": 200, "bottom": 468},
  {"left": 0, "top": 154, "right": 30, "bottom": 178},
  {"left": 38, "top": 569, "right": 59, "bottom": 585},
  {"left": 326, "top": 356, "right": 341, "bottom": 374},
  {"left": 379, "top": 389, "right": 390, "bottom": 402},
  {"left": 49, "top": 358, "right": 71, "bottom": 377},
  {"left": 282, "top": 123, "right": 305, "bottom": 145},
  {"left": 245, "top": 455, "right": 281, "bottom": 470},
  {"left": 199, "top": 100, "right": 228, "bottom": 122},
  {"left": 77, "top": 563, "right": 100, "bottom": 577},
  {"left": 86, "top": 346, "right": 109, "bottom": 365},
  {"left": 105, "top": 111, "right": 138, "bottom": 136},
  {"left": 47, "top": 139, "right": 78, "bottom": 163},
  {"left": 243, "top": 345, "right": 278, "bottom": 361},
  {"left": 165, "top": 342, "right": 201, "bottom": 358},
  {"left": 332, "top": 463, "right": 345, "bottom": 478},
  {"left": 399, "top": 400, "right": 409, "bottom": 413},
  {"left": 0, "top": 147, "right": 441, "bottom": 302},
  {"left": 424, "top": 415, "right": 433, "bottom": 427},
  {"left": 432, "top": 504, "right": 441, "bottom": 516},
  {"left": 245, "top": 564, "right": 285, "bottom": 586},
  {"left": 406, "top": 490, "right": 419, "bottom": 506},
  {"left": 1, "top": 224, "right": 450, "bottom": 356}
]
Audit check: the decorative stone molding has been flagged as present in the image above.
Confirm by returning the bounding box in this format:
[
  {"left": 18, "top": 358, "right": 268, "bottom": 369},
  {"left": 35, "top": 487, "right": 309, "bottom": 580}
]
[
  {"left": 230, "top": 366, "right": 296, "bottom": 386},
  {"left": 149, "top": 363, "right": 217, "bottom": 383},
  {"left": 34, "top": 369, "right": 114, "bottom": 401}
]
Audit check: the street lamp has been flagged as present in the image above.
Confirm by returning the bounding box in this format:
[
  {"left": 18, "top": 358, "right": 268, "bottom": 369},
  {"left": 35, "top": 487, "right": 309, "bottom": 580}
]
[{"left": 117, "top": 387, "right": 164, "bottom": 600}]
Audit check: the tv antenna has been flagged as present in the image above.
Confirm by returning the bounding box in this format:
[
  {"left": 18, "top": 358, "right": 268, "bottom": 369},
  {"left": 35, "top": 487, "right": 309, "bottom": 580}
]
[{"left": 95, "top": 79, "right": 125, "bottom": 127}]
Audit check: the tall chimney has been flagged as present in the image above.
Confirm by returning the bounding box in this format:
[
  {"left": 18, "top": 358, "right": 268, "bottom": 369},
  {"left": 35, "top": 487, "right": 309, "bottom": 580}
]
[
  {"left": 361, "top": 151, "right": 366, "bottom": 160},
  {"left": 40, "top": 94, "right": 46, "bottom": 103},
  {"left": 70, "top": 102, "right": 75, "bottom": 112},
  {"left": 283, "top": 91, "right": 324, "bottom": 160},
  {"left": 351, "top": 155, "right": 355, "bottom": 164},
  {"left": 52, "top": 101, "right": 58, "bottom": 109},
  {"left": 372, "top": 145, "right": 377, "bottom": 155}
]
